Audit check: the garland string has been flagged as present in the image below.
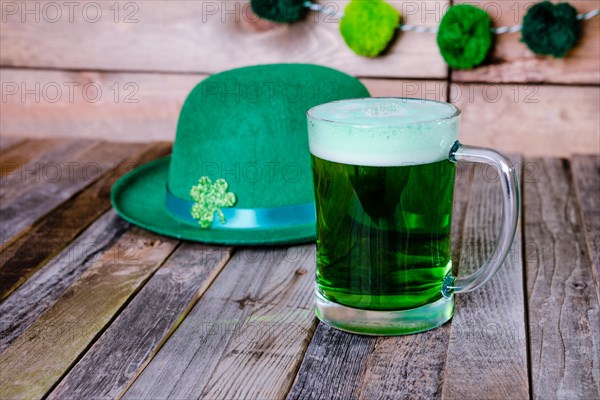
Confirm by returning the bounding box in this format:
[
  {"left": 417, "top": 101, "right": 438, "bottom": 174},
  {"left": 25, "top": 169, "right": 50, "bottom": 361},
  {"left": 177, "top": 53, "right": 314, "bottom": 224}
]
[{"left": 303, "top": 1, "right": 599, "bottom": 35}]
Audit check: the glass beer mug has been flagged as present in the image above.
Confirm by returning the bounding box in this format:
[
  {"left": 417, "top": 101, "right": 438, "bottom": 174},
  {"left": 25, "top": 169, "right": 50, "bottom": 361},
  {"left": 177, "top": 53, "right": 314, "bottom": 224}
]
[{"left": 307, "top": 98, "right": 519, "bottom": 335}]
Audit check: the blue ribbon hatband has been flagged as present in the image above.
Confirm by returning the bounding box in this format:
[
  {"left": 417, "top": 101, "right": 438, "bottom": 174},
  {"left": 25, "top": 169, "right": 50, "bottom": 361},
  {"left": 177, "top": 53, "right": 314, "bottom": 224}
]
[{"left": 165, "top": 187, "right": 316, "bottom": 229}]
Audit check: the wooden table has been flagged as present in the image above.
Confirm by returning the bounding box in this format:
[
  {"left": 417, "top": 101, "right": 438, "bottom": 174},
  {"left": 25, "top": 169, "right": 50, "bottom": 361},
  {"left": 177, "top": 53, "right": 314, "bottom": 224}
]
[{"left": 1, "top": 138, "right": 598, "bottom": 400}]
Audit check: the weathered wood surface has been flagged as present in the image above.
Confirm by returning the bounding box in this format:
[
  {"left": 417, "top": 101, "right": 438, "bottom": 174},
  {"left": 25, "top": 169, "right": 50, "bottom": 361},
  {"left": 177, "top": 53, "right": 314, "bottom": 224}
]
[
  {"left": 0, "top": 140, "right": 140, "bottom": 245},
  {"left": 287, "top": 164, "right": 473, "bottom": 400},
  {"left": 4, "top": 74, "right": 599, "bottom": 159},
  {"left": 0, "top": 138, "right": 97, "bottom": 202},
  {"left": 0, "top": 1, "right": 448, "bottom": 78},
  {"left": 361, "top": 78, "right": 446, "bottom": 100},
  {"left": 2, "top": 139, "right": 600, "bottom": 400},
  {"left": 49, "top": 243, "right": 234, "bottom": 399},
  {"left": 453, "top": 0, "right": 600, "bottom": 84},
  {"left": 0, "top": 71, "right": 447, "bottom": 143},
  {"left": 454, "top": 84, "right": 600, "bottom": 157},
  {"left": 0, "top": 142, "right": 170, "bottom": 300},
  {"left": 441, "top": 155, "right": 529, "bottom": 399},
  {"left": 0, "top": 138, "right": 67, "bottom": 178},
  {"left": 0, "top": 136, "right": 25, "bottom": 152},
  {"left": 287, "top": 324, "right": 375, "bottom": 400},
  {"left": 4, "top": 1, "right": 597, "bottom": 83},
  {"left": 0, "top": 68, "right": 204, "bottom": 141},
  {"left": 571, "top": 155, "right": 600, "bottom": 302},
  {"left": 0, "top": 211, "right": 130, "bottom": 353},
  {"left": 0, "top": 229, "right": 178, "bottom": 400},
  {"left": 524, "top": 157, "right": 600, "bottom": 400},
  {"left": 124, "top": 246, "right": 316, "bottom": 400}
]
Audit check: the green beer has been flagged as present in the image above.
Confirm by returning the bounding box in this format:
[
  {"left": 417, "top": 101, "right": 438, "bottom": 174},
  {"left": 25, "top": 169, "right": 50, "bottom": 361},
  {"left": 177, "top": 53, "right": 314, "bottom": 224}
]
[
  {"left": 312, "top": 156, "right": 455, "bottom": 311},
  {"left": 308, "top": 97, "right": 461, "bottom": 334}
]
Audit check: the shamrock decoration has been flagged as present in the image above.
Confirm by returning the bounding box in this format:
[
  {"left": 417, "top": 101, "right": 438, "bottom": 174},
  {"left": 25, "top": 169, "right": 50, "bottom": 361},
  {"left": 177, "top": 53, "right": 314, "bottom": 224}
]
[{"left": 190, "top": 177, "right": 237, "bottom": 228}]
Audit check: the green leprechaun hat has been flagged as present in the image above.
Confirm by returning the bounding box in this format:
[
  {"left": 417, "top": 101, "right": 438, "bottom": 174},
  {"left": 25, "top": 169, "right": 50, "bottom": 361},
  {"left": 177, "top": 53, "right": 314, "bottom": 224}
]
[{"left": 111, "top": 64, "right": 370, "bottom": 245}]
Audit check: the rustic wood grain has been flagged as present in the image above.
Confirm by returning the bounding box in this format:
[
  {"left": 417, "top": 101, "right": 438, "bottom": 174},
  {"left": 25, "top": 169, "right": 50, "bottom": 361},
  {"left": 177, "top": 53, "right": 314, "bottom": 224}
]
[
  {"left": 0, "top": 69, "right": 204, "bottom": 141},
  {"left": 0, "top": 1, "right": 447, "bottom": 78},
  {"left": 287, "top": 165, "right": 473, "bottom": 400},
  {"left": 0, "top": 136, "right": 25, "bottom": 152},
  {"left": 287, "top": 324, "right": 375, "bottom": 400},
  {"left": 441, "top": 155, "right": 529, "bottom": 400},
  {"left": 1, "top": 71, "right": 450, "bottom": 143},
  {"left": 361, "top": 78, "right": 447, "bottom": 100},
  {"left": 0, "top": 141, "right": 170, "bottom": 300},
  {"left": 0, "top": 210, "right": 130, "bottom": 353},
  {"left": 524, "top": 157, "right": 600, "bottom": 399},
  {"left": 454, "top": 84, "right": 600, "bottom": 157},
  {"left": 0, "top": 140, "right": 141, "bottom": 246},
  {"left": 454, "top": 1, "right": 600, "bottom": 84},
  {"left": 6, "top": 77, "right": 599, "bottom": 160},
  {"left": 0, "top": 138, "right": 97, "bottom": 201},
  {"left": 571, "top": 155, "right": 600, "bottom": 303},
  {"left": 48, "top": 243, "right": 234, "bottom": 399},
  {"left": 124, "top": 245, "right": 316, "bottom": 400},
  {"left": 0, "top": 138, "right": 68, "bottom": 178},
  {"left": 0, "top": 228, "right": 178, "bottom": 400}
]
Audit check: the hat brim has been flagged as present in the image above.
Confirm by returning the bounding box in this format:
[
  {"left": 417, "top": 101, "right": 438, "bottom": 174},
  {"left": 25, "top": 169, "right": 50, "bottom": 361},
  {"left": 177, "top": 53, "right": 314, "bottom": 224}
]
[{"left": 111, "top": 157, "right": 316, "bottom": 245}]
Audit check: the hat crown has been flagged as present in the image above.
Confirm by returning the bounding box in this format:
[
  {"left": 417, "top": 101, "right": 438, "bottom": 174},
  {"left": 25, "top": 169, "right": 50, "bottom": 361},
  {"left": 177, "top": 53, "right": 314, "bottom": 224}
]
[{"left": 167, "top": 64, "right": 369, "bottom": 208}]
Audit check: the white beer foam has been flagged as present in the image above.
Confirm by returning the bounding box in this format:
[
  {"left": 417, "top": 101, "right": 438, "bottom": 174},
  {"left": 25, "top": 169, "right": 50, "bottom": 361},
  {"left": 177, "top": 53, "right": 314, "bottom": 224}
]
[{"left": 308, "top": 98, "right": 460, "bottom": 166}]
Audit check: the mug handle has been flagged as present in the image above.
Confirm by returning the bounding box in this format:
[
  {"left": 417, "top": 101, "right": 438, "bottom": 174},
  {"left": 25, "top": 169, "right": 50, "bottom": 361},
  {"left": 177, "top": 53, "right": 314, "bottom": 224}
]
[{"left": 442, "top": 140, "right": 520, "bottom": 295}]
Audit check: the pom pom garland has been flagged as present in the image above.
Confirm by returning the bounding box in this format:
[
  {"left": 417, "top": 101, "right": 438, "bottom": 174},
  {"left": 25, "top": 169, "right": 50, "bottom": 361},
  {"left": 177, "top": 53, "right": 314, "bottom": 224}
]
[
  {"left": 436, "top": 5, "right": 492, "bottom": 70},
  {"left": 250, "top": 0, "right": 306, "bottom": 23},
  {"left": 249, "top": 0, "right": 599, "bottom": 69},
  {"left": 339, "top": 0, "right": 401, "bottom": 57},
  {"left": 521, "top": 1, "right": 581, "bottom": 58}
]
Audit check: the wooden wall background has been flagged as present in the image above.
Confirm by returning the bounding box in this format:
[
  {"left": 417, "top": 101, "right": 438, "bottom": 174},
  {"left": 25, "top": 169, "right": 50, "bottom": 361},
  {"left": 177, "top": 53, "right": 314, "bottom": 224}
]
[{"left": 1, "top": 0, "right": 599, "bottom": 156}]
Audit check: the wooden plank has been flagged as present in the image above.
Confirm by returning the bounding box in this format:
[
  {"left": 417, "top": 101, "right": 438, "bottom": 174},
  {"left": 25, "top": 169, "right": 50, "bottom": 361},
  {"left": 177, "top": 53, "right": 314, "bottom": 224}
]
[
  {"left": 7, "top": 74, "right": 599, "bottom": 159},
  {"left": 1, "top": 72, "right": 450, "bottom": 142},
  {"left": 287, "top": 324, "right": 375, "bottom": 400},
  {"left": 0, "top": 228, "right": 178, "bottom": 400},
  {"left": 572, "top": 155, "right": 600, "bottom": 302},
  {"left": 0, "top": 141, "right": 171, "bottom": 300},
  {"left": 0, "top": 1, "right": 447, "bottom": 78},
  {"left": 454, "top": 84, "right": 600, "bottom": 157},
  {"left": 0, "top": 210, "right": 130, "bottom": 353},
  {"left": 48, "top": 243, "right": 234, "bottom": 399},
  {"left": 361, "top": 78, "right": 447, "bottom": 100},
  {"left": 124, "top": 245, "right": 316, "bottom": 400},
  {"left": 0, "top": 138, "right": 97, "bottom": 201},
  {"left": 287, "top": 164, "right": 473, "bottom": 400},
  {"left": 0, "top": 136, "right": 25, "bottom": 152},
  {"left": 524, "top": 157, "right": 600, "bottom": 399},
  {"left": 0, "top": 138, "right": 68, "bottom": 178},
  {"left": 0, "top": 69, "right": 203, "bottom": 141},
  {"left": 441, "top": 155, "right": 529, "bottom": 399},
  {"left": 454, "top": 1, "right": 600, "bottom": 84},
  {"left": 0, "top": 140, "right": 141, "bottom": 245}
]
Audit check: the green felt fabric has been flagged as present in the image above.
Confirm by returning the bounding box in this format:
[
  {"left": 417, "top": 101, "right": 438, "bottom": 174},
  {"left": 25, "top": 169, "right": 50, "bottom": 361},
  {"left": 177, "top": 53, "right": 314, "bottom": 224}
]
[
  {"left": 521, "top": 1, "right": 580, "bottom": 58},
  {"left": 340, "top": 0, "right": 400, "bottom": 58},
  {"left": 436, "top": 4, "right": 492, "bottom": 70},
  {"left": 250, "top": 0, "right": 306, "bottom": 22},
  {"left": 111, "top": 63, "right": 370, "bottom": 245},
  {"left": 111, "top": 157, "right": 316, "bottom": 244},
  {"left": 168, "top": 64, "right": 370, "bottom": 207}
]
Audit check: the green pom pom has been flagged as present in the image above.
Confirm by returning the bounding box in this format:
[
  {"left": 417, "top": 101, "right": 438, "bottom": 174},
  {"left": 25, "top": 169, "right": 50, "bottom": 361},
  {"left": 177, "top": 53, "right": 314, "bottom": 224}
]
[
  {"left": 340, "top": 0, "right": 401, "bottom": 58},
  {"left": 436, "top": 5, "right": 492, "bottom": 70},
  {"left": 250, "top": 0, "right": 306, "bottom": 23},
  {"left": 521, "top": 1, "right": 580, "bottom": 58}
]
